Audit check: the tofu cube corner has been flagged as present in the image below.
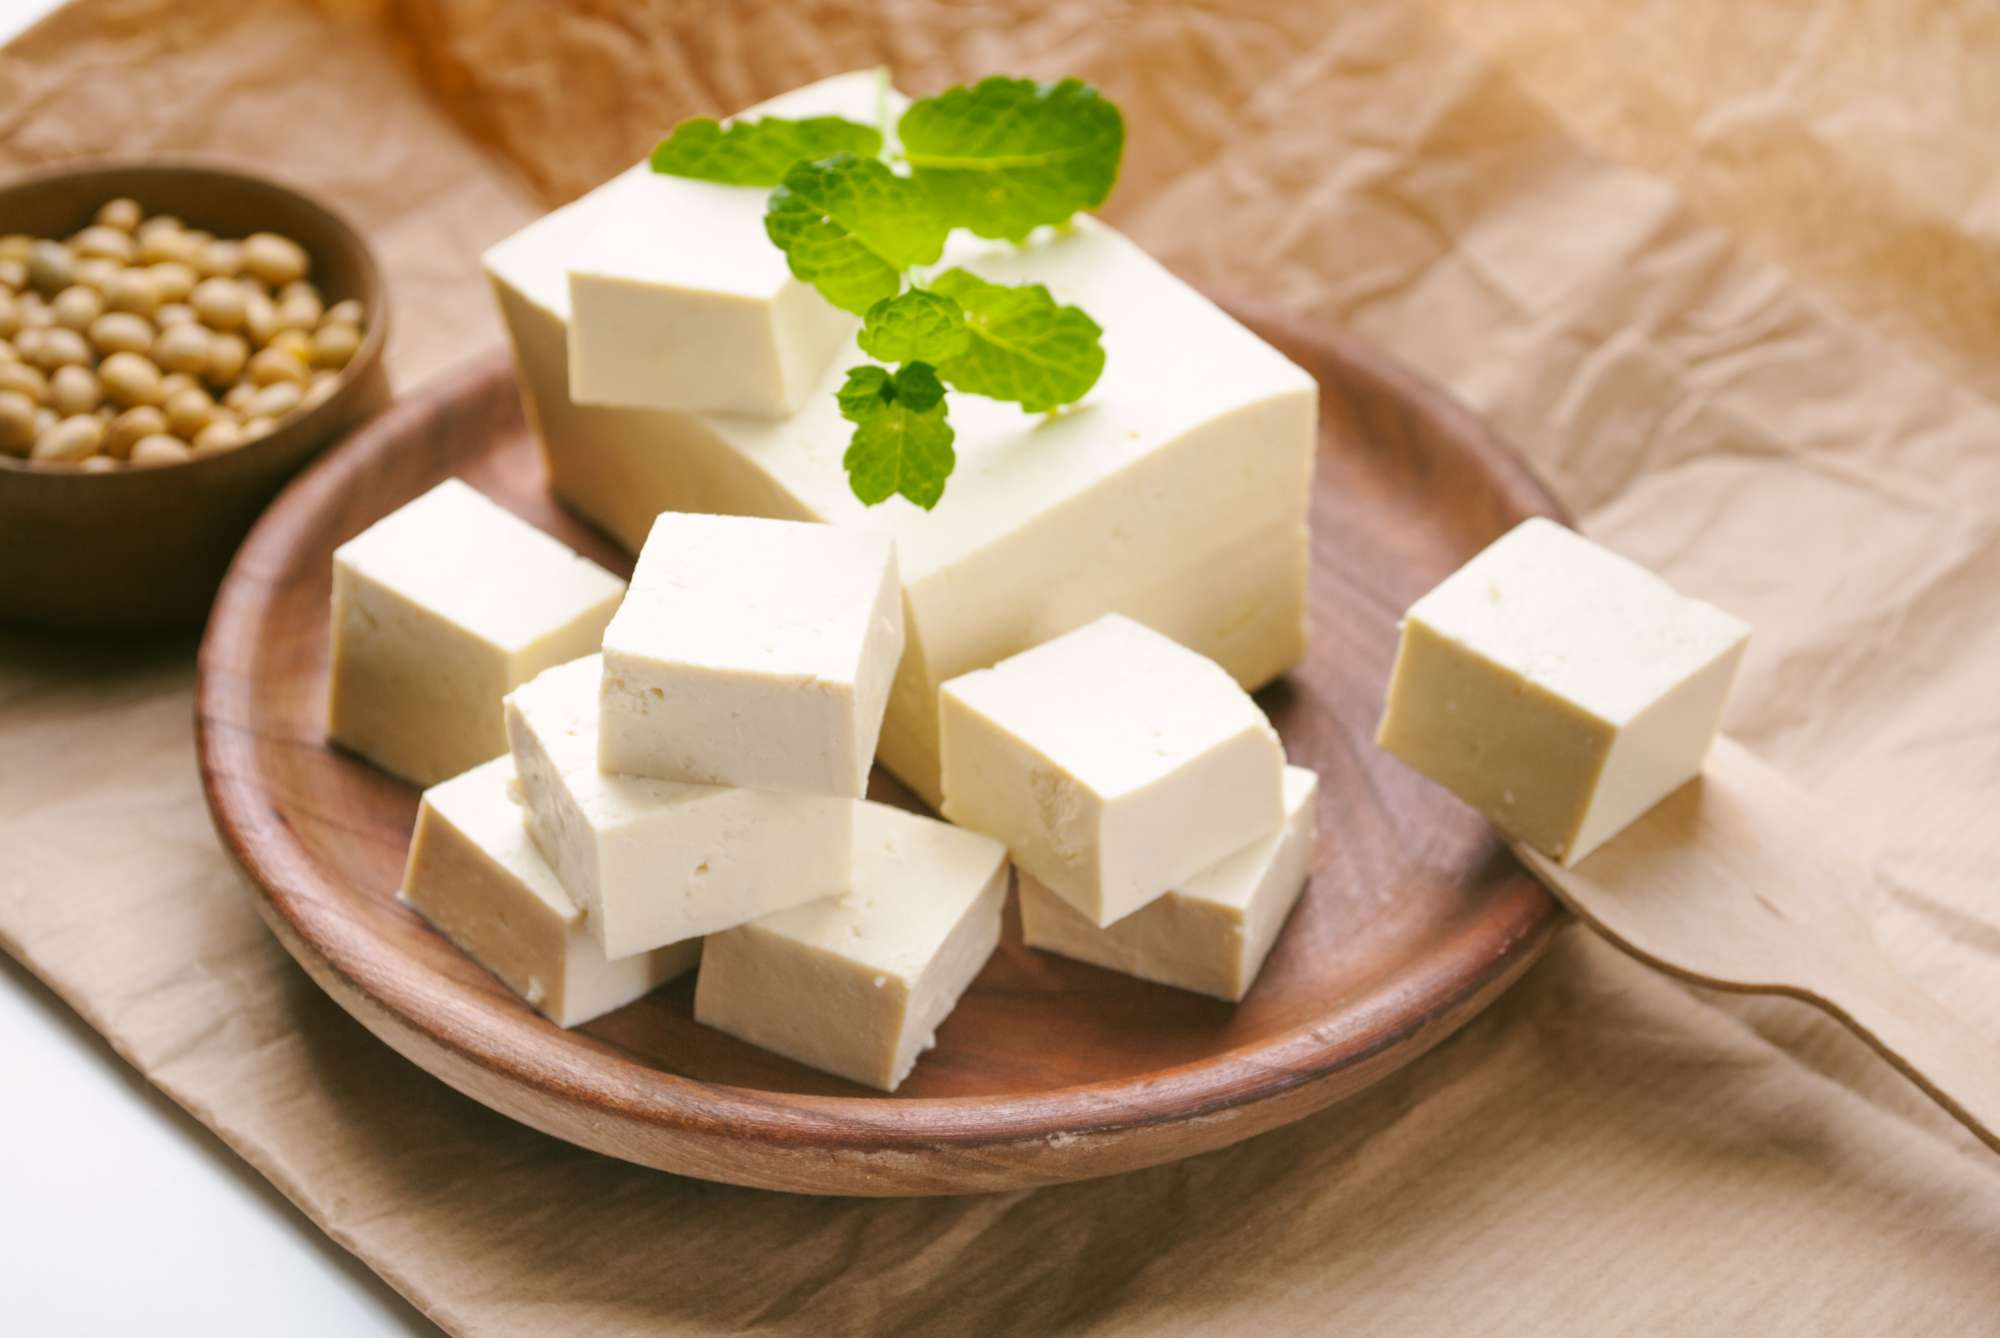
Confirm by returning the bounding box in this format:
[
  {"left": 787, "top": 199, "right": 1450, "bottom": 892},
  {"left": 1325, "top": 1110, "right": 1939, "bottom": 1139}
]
[
  {"left": 1019, "top": 765, "right": 1318, "bottom": 1001},
  {"left": 327, "top": 479, "right": 626, "bottom": 787},
  {"left": 694, "top": 802, "right": 1009, "bottom": 1092},
  {"left": 939, "top": 614, "right": 1287, "bottom": 928},
  {"left": 562, "top": 72, "right": 883, "bottom": 419},
  {"left": 505, "top": 655, "right": 855, "bottom": 960},
  {"left": 1376, "top": 517, "right": 1750, "bottom": 866},
  {"left": 598, "top": 512, "right": 904, "bottom": 798},
  {"left": 400, "top": 757, "right": 698, "bottom": 1028}
]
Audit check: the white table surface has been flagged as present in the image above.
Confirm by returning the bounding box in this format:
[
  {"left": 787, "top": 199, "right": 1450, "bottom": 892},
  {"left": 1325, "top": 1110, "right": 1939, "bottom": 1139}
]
[
  {"left": 3, "top": 958, "right": 434, "bottom": 1336},
  {"left": 0, "top": 1, "right": 432, "bottom": 1332}
]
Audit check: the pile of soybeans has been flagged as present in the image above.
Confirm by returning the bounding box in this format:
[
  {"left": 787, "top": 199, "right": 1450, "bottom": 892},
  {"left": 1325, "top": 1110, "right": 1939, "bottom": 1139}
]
[{"left": 0, "top": 196, "right": 367, "bottom": 469}]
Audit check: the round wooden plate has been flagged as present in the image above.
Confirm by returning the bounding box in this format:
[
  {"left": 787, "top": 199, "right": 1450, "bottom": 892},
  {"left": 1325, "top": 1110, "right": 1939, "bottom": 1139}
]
[{"left": 197, "top": 305, "right": 1567, "bottom": 1196}]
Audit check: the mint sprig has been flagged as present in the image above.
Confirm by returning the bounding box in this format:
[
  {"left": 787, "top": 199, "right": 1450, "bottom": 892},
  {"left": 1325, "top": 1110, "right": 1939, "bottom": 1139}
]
[{"left": 651, "top": 75, "right": 1123, "bottom": 508}]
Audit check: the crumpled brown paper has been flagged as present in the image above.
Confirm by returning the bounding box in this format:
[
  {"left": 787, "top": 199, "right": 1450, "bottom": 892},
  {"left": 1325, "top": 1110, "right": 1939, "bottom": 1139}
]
[{"left": 3, "top": 1, "right": 1997, "bottom": 1334}]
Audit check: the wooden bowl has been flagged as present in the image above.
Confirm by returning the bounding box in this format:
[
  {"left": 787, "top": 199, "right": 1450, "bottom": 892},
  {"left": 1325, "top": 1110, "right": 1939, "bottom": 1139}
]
[
  {"left": 0, "top": 161, "right": 390, "bottom": 632},
  {"left": 198, "top": 306, "right": 1570, "bottom": 1196}
]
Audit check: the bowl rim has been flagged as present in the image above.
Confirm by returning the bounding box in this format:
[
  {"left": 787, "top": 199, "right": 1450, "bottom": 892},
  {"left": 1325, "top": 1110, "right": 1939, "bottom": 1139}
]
[{"left": 0, "top": 156, "right": 391, "bottom": 477}]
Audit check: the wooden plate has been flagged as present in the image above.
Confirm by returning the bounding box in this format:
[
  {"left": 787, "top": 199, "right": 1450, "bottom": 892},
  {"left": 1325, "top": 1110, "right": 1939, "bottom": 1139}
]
[{"left": 197, "top": 306, "right": 1566, "bottom": 1196}]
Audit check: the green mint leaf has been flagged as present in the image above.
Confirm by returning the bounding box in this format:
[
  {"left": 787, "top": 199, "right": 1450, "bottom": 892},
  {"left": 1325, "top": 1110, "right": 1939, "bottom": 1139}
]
[
  {"left": 889, "top": 360, "right": 947, "bottom": 412},
  {"left": 858, "top": 289, "right": 971, "bottom": 365},
  {"left": 899, "top": 77, "right": 1124, "bottom": 242},
  {"left": 765, "top": 154, "right": 950, "bottom": 314},
  {"left": 927, "top": 268, "right": 1105, "bottom": 412},
  {"left": 649, "top": 116, "right": 883, "bottom": 187},
  {"left": 838, "top": 362, "right": 956, "bottom": 508},
  {"left": 836, "top": 365, "right": 894, "bottom": 420}
]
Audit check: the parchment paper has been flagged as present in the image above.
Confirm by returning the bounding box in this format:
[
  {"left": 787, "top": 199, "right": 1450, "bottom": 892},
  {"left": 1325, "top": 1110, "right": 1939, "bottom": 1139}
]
[{"left": 2, "top": 1, "right": 1996, "bottom": 1333}]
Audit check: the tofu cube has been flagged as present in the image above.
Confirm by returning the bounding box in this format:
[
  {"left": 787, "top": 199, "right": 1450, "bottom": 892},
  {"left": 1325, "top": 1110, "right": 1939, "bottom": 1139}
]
[
  {"left": 939, "top": 614, "right": 1286, "bottom": 928},
  {"left": 567, "top": 199, "right": 857, "bottom": 420},
  {"left": 1377, "top": 518, "right": 1750, "bottom": 866},
  {"left": 564, "top": 73, "right": 882, "bottom": 418},
  {"left": 328, "top": 479, "right": 626, "bottom": 787},
  {"left": 694, "top": 803, "right": 1008, "bottom": 1091},
  {"left": 599, "top": 512, "right": 904, "bottom": 797},
  {"left": 483, "top": 72, "right": 1317, "bottom": 807},
  {"left": 1020, "top": 765, "right": 1318, "bottom": 1001},
  {"left": 506, "top": 656, "right": 853, "bottom": 959},
  {"left": 400, "top": 757, "right": 698, "bottom": 1027}
]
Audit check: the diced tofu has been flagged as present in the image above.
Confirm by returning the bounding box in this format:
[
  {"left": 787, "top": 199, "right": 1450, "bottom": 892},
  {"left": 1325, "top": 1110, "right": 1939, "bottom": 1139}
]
[
  {"left": 505, "top": 655, "right": 853, "bottom": 959},
  {"left": 1377, "top": 517, "right": 1750, "bottom": 866},
  {"left": 564, "top": 72, "right": 884, "bottom": 419},
  {"left": 1019, "top": 765, "right": 1317, "bottom": 1001},
  {"left": 483, "top": 72, "right": 1316, "bottom": 805},
  {"left": 327, "top": 479, "right": 626, "bottom": 787},
  {"left": 939, "top": 614, "right": 1286, "bottom": 928},
  {"left": 400, "top": 757, "right": 698, "bottom": 1027},
  {"left": 694, "top": 802, "right": 1007, "bottom": 1091},
  {"left": 598, "top": 512, "right": 903, "bottom": 797}
]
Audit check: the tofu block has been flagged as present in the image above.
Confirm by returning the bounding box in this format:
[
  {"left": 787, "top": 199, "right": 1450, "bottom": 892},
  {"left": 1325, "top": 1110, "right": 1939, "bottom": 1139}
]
[
  {"left": 694, "top": 803, "right": 1007, "bottom": 1091},
  {"left": 565, "top": 74, "right": 883, "bottom": 418},
  {"left": 506, "top": 655, "right": 853, "bottom": 959},
  {"left": 328, "top": 479, "right": 626, "bottom": 787},
  {"left": 484, "top": 72, "right": 1316, "bottom": 806},
  {"left": 400, "top": 757, "right": 698, "bottom": 1027},
  {"left": 939, "top": 614, "right": 1286, "bottom": 928},
  {"left": 1020, "top": 765, "right": 1318, "bottom": 1001},
  {"left": 1377, "top": 517, "right": 1750, "bottom": 866},
  {"left": 599, "top": 512, "right": 903, "bottom": 797}
]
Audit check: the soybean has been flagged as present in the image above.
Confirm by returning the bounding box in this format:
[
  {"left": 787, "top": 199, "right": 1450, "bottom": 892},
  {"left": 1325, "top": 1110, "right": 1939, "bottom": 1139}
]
[
  {"left": 49, "top": 364, "right": 102, "bottom": 417},
  {"left": 71, "top": 225, "right": 135, "bottom": 263},
  {"left": 52, "top": 285, "right": 105, "bottom": 332},
  {"left": 247, "top": 346, "right": 308, "bottom": 388},
  {"left": 312, "top": 322, "right": 361, "bottom": 369},
  {"left": 88, "top": 312, "right": 155, "bottom": 358},
  {"left": 25, "top": 241, "right": 72, "bottom": 294},
  {"left": 321, "top": 298, "right": 365, "bottom": 330},
  {"left": 0, "top": 361, "right": 49, "bottom": 404},
  {"left": 154, "top": 322, "right": 211, "bottom": 376},
  {"left": 99, "top": 351, "right": 164, "bottom": 408},
  {"left": 243, "top": 232, "right": 309, "bottom": 288},
  {"left": 148, "top": 261, "right": 198, "bottom": 304},
  {"left": 32, "top": 413, "right": 103, "bottom": 462},
  {"left": 206, "top": 333, "right": 248, "bottom": 386},
  {"left": 95, "top": 198, "right": 143, "bottom": 232},
  {"left": 129, "top": 434, "right": 193, "bottom": 466},
  {"left": 192, "top": 419, "right": 243, "bottom": 454},
  {"left": 190, "top": 278, "right": 245, "bottom": 331},
  {"left": 0, "top": 390, "right": 36, "bottom": 455},
  {"left": 164, "top": 386, "right": 216, "bottom": 438},
  {"left": 246, "top": 380, "right": 303, "bottom": 419},
  {"left": 268, "top": 328, "right": 313, "bottom": 364},
  {"left": 104, "top": 269, "right": 160, "bottom": 318},
  {"left": 71, "top": 257, "right": 121, "bottom": 294}
]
